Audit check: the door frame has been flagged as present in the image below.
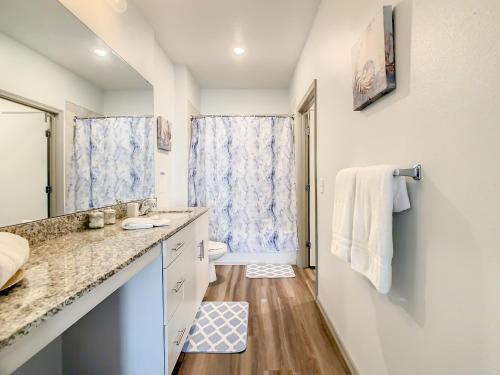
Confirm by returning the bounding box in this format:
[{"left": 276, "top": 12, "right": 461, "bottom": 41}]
[
  {"left": 296, "top": 80, "right": 318, "bottom": 295},
  {"left": 0, "top": 89, "right": 60, "bottom": 218}
]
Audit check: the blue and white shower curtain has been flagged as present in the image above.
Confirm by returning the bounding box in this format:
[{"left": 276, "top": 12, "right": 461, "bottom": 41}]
[
  {"left": 188, "top": 116, "right": 298, "bottom": 254},
  {"left": 66, "top": 116, "right": 154, "bottom": 212}
]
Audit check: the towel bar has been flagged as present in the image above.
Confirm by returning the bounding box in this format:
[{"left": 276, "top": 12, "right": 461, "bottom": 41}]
[{"left": 393, "top": 164, "right": 422, "bottom": 180}]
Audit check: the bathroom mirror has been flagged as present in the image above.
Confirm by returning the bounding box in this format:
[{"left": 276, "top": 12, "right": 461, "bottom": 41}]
[{"left": 0, "top": 0, "right": 154, "bottom": 227}]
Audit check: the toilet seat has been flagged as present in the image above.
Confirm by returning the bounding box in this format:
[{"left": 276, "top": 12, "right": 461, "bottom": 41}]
[
  {"left": 207, "top": 241, "right": 227, "bottom": 283},
  {"left": 208, "top": 241, "right": 227, "bottom": 256},
  {"left": 208, "top": 241, "right": 226, "bottom": 250},
  {"left": 208, "top": 247, "right": 227, "bottom": 257}
]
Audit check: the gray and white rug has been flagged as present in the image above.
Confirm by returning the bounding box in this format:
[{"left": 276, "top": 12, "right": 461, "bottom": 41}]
[
  {"left": 182, "top": 301, "right": 248, "bottom": 354},
  {"left": 245, "top": 264, "right": 296, "bottom": 279}
]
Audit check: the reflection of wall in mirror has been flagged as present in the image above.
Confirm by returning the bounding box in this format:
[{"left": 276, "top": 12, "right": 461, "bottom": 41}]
[
  {"left": 0, "top": 32, "right": 105, "bottom": 220},
  {"left": 0, "top": 0, "right": 155, "bottom": 225},
  {"left": 0, "top": 98, "right": 48, "bottom": 227},
  {"left": 0, "top": 31, "right": 155, "bottom": 220},
  {"left": 103, "top": 90, "right": 154, "bottom": 116}
]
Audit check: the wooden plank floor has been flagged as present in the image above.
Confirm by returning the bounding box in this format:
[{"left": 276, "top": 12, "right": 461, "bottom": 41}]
[
  {"left": 303, "top": 267, "right": 316, "bottom": 297},
  {"left": 173, "top": 265, "right": 350, "bottom": 375}
]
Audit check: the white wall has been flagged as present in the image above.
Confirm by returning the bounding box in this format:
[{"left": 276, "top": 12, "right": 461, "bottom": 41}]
[
  {"left": 0, "top": 32, "right": 103, "bottom": 114},
  {"left": 103, "top": 90, "right": 154, "bottom": 116},
  {"left": 153, "top": 41, "right": 176, "bottom": 208},
  {"left": 58, "top": 0, "right": 155, "bottom": 84},
  {"left": 200, "top": 89, "right": 290, "bottom": 115},
  {"left": 174, "top": 66, "right": 201, "bottom": 206},
  {"left": 290, "top": 0, "right": 500, "bottom": 374}
]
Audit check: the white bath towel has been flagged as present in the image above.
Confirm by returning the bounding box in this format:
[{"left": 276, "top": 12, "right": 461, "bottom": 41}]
[
  {"left": 121, "top": 217, "right": 171, "bottom": 230},
  {"left": 330, "top": 168, "right": 359, "bottom": 262},
  {"left": 0, "top": 232, "right": 30, "bottom": 287},
  {"left": 350, "top": 165, "right": 410, "bottom": 294},
  {"left": 148, "top": 217, "right": 171, "bottom": 227}
]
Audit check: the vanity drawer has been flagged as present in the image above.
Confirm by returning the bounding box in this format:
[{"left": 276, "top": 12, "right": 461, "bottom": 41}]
[
  {"left": 166, "top": 305, "right": 190, "bottom": 375},
  {"left": 162, "top": 224, "right": 194, "bottom": 267},
  {"left": 164, "top": 249, "right": 189, "bottom": 323}
]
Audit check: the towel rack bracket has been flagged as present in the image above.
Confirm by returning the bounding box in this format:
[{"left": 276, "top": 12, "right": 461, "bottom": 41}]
[{"left": 394, "top": 164, "right": 422, "bottom": 181}]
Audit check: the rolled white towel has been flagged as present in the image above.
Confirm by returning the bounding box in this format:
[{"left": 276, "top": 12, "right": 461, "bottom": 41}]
[
  {"left": 148, "top": 218, "right": 171, "bottom": 227},
  {"left": 122, "top": 218, "right": 154, "bottom": 230},
  {"left": 0, "top": 232, "right": 30, "bottom": 287},
  {"left": 208, "top": 241, "right": 227, "bottom": 250},
  {"left": 121, "top": 217, "right": 171, "bottom": 230}
]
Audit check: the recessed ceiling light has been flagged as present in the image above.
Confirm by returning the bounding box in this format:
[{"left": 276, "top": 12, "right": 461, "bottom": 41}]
[
  {"left": 93, "top": 48, "right": 108, "bottom": 57},
  {"left": 233, "top": 47, "right": 245, "bottom": 56}
]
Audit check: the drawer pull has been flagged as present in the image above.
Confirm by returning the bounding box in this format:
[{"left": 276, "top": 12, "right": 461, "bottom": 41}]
[
  {"left": 198, "top": 240, "right": 204, "bottom": 260},
  {"left": 174, "top": 328, "right": 186, "bottom": 346},
  {"left": 171, "top": 242, "right": 185, "bottom": 252},
  {"left": 172, "top": 279, "right": 185, "bottom": 293}
]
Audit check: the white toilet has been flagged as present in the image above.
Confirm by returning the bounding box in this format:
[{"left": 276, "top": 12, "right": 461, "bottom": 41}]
[{"left": 208, "top": 241, "right": 227, "bottom": 282}]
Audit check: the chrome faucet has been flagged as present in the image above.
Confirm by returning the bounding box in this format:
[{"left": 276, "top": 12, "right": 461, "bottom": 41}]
[{"left": 139, "top": 198, "right": 157, "bottom": 216}]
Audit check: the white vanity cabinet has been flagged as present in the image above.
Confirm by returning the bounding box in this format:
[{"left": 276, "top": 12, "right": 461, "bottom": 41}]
[
  {"left": 163, "top": 212, "right": 209, "bottom": 374},
  {"left": 7, "top": 211, "right": 210, "bottom": 375}
]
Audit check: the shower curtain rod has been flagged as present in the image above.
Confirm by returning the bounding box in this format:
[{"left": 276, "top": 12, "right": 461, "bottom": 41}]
[
  {"left": 73, "top": 115, "right": 154, "bottom": 121},
  {"left": 191, "top": 114, "right": 294, "bottom": 119}
]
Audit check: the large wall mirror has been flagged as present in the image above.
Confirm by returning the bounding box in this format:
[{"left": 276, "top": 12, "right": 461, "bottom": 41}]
[{"left": 0, "top": 0, "right": 154, "bottom": 227}]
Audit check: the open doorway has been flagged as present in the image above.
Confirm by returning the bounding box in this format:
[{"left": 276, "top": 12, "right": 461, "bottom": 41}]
[{"left": 296, "top": 80, "right": 318, "bottom": 296}]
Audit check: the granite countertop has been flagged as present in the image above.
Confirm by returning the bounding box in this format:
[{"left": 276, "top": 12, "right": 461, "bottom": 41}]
[{"left": 0, "top": 207, "right": 209, "bottom": 351}]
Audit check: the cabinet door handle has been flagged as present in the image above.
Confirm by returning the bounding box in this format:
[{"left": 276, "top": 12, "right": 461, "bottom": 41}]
[
  {"left": 171, "top": 242, "right": 185, "bottom": 252},
  {"left": 198, "top": 240, "right": 204, "bottom": 260},
  {"left": 174, "top": 328, "right": 186, "bottom": 346},
  {"left": 172, "top": 279, "right": 185, "bottom": 293}
]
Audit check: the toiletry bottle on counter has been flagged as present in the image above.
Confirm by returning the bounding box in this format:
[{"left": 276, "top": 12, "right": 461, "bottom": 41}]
[
  {"left": 127, "top": 202, "right": 139, "bottom": 218},
  {"left": 88, "top": 211, "right": 104, "bottom": 229},
  {"left": 103, "top": 208, "right": 116, "bottom": 224}
]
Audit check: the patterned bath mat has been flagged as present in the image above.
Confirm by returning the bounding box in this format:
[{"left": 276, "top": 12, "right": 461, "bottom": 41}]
[
  {"left": 182, "top": 301, "right": 249, "bottom": 354},
  {"left": 245, "top": 264, "right": 296, "bottom": 279}
]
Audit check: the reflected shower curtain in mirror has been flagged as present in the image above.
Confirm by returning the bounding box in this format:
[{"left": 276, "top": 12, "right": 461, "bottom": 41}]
[
  {"left": 188, "top": 116, "right": 298, "bottom": 253},
  {"left": 66, "top": 116, "right": 154, "bottom": 212}
]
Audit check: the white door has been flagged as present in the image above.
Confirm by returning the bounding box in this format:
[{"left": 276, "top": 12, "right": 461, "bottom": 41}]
[
  {"left": 308, "top": 105, "right": 317, "bottom": 267},
  {"left": 0, "top": 98, "right": 49, "bottom": 227}
]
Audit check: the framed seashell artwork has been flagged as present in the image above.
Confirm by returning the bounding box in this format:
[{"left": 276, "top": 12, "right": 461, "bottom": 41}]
[
  {"left": 157, "top": 116, "right": 172, "bottom": 151},
  {"left": 352, "top": 5, "right": 395, "bottom": 111}
]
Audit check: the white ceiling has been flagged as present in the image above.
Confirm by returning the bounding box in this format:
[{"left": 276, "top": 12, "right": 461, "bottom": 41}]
[
  {"left": 0, "top": 0, "right": 152, "bottom": 91},
  {"left": 132, "top": 0, "right": 320, "bottom": 89}
]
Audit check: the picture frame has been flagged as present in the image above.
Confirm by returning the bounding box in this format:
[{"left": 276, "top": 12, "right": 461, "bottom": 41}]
[
  {"left": 352, "top": 5, "right": 395, "bottom": 111},
  {"left": 157, "top": 116, "right": 172, "bottom": 151}
]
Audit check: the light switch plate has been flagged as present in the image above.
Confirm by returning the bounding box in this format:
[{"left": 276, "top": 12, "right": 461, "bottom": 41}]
[{"left": 159, "top": 170, "right": 167, "bottom": 194}]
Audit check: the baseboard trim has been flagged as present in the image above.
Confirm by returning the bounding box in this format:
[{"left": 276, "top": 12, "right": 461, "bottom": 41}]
[
  {"left": 315, "top": 299, "right": 359, "bottom": 375},
  {"left": 215, "top": 251, "right": 297, "bottom": 265}
]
